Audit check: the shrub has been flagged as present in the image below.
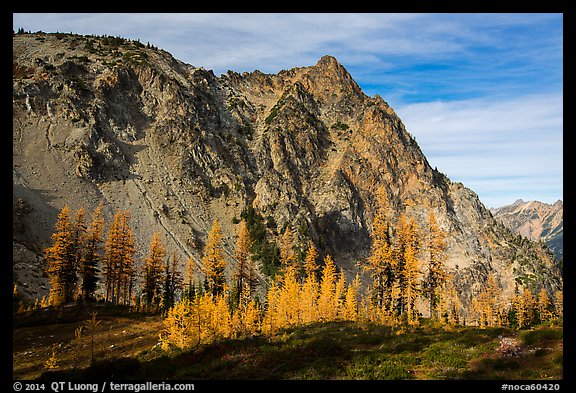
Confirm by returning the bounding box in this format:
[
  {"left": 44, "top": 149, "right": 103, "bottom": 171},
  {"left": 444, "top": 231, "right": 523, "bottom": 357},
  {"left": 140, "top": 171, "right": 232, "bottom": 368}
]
[
  {"left": 346, "top": 355, "right": 413, "bottom": 380},
  {"left": 520, "top": 327, "right": 562, "bottom": 346}
]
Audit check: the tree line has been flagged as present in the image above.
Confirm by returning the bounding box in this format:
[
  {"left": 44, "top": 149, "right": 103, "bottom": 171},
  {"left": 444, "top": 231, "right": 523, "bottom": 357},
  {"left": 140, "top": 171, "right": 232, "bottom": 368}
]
[
  {"left": 41, "top": 204, "right": 181, "bottom": 312},
  {"left": 32, "top": 199, "right": 563, "bottom": 352}
]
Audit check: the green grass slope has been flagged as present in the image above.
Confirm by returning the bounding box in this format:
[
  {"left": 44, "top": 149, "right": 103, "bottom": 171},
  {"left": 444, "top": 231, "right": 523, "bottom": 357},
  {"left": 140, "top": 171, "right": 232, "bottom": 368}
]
[{"left": 17, "top": 309, "right": 561, "bottom": 381}]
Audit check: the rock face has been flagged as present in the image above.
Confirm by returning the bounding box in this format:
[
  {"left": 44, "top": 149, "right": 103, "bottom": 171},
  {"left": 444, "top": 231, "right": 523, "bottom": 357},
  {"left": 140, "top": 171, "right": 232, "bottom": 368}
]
[
  {"left": 12, "top": 32, "right": 561, "bottom": 304},
  {"left": 490, "top": 200, "right": 563, "bottom": 260}
]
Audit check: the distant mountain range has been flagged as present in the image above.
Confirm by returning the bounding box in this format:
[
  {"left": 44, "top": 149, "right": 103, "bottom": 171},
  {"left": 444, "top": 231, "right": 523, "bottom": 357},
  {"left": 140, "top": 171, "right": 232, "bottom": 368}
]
[{"left": 490, "top": 200, "right": 563, "bottom": 260}]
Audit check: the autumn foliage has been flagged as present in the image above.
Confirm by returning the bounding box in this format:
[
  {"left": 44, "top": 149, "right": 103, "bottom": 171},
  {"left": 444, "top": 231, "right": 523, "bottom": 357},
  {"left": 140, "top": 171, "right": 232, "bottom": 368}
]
[{"left": 39, "top": 203, "right": 562, "bottom": 354}]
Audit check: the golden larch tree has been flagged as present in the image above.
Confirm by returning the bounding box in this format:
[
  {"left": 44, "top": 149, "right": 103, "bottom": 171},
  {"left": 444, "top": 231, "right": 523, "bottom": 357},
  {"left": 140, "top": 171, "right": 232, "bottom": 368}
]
[
  {"left": 472, "top": 273, "right": 503, "bottom": 327},
  {"left": 537, "top": 288, "right": 554, "bottom": 324},
  {"left": 277, "top": 265, "right": 301, "bottom": 326},
  {"left": 233, "top": 219, "right": 255, "bottom": 308},
  {"left": 422, "top": 210, "right": 447, "bottom": 319},
  {"left": 143, "top": 232, "right": 166, "bottom": 309},
  {"left": 104, "top": 210, "right": 136, "bottom": 305},
  {"left": 394, "top": 213, "right": 421, "bottom": 321},
  {"left": 79, "top": 204, "right": 104, "bottom": 301},
  {"left": 300, "top": 242, "right": 319, "bottom": 324},
  {"left": 342, "top": 274, "right": 361, "bottom": 321},
  {"left": 262, "top": 280, "right": 281, "bottom": 336},
  {"left": 303, "top": 241, "right": 319, "bottom": 281},
  {"left": 365, "top": 191, "right": 395, "bottom": 312},
  {"left": 318, "top": 254, "right": 337, "bottom": 321},
  {"left": 553, "top": 290, "right": 563, "bottom": 322},
  {"left": 201, "top": 220, "right": 227, "bottom": 297},
  {"left": 437, "top": 271, "right": 462, "bottom": 326},
  {"left": 45, "top": 206, "right": 76, "bottom": 305},
  {"left": 279, "top": 226, "right": 297, "bottom": 271},
  {"left": 513, "top": 288, "right": 536, "bottom": 328}
]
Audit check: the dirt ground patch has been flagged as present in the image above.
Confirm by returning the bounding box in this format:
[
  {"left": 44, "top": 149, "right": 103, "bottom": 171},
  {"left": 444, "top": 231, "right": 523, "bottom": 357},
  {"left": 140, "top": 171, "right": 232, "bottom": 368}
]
[{"left": 13, "top": 305, "right": 164, "bottom": 380}]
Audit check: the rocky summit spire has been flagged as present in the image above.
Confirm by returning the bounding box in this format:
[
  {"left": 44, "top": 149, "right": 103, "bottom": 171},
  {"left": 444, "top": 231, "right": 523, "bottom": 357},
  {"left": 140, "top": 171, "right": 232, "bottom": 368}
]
[{"left": 315, "top": 54, "right": 341, "bottom": 68}]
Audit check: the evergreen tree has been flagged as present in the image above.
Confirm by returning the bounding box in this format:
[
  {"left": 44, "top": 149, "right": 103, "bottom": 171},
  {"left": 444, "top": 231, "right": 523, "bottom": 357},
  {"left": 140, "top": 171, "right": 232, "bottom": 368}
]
[
  {"left": 553, "top": 290, "right": 563, "bottom": 322},
  {"left": 303, "top": 241, "right": 319, "bottom": 281},
  {"left": 472, "top": 273, "right": 502, "bottom": 327},
  {"left": 201, "top": 220, "right": 227, "bottom": 297},
  {"left": 402, "top": 242, "right": 421, "bottom": 327},
  {"left": 437, "top": 271, "right": 462, "bottom": 326},
  {"left": 334, "top": 271, "right": 346, "bottom": 318},
  {"left": 422, "top": 211, "right": 447, "bottom": 319},
  {"left": 162, "top": 253, "right": 183, "bottom": 312},
  {"left": 300, "top": 242, "right": 319, "bottom": 324},
  {"left": 233, "top": 219, "right": 254, "bottom": 308},
  {"left": 277, "top": 265, "right": 301, "bottom": 326},
  {"left": 536, "top": 288, "right": 554, "bottom": 324},
  {"left": 365, "top": 192, "right": 395, "bottom": 311},
  {"left": 343, "top": 274, "right": 360, "bottom": 321},
  {"left": 394, "top": 213, "right": 421, "bottom": 320},
  {"left": 143, "top": 233, "right": 166, "bottom": 309},
  {"left": 45, "top": 206, "right": 77, "bottom": 305},
  {"left": 318, "top": 255, "right": 337, "bottom": 321},
  {"left": 79, "top": 204, "right": 104, "bottom": 301},
  {"left": 184, "top": 256, "right": 197, "bottom": 300},
  {"left": 513, "top": 288, "right": 536, "bottom": 328},
  {"left": 104, "top": 210, "right": 136, "bottom": 305},
  {"left": 279, "top": 226, "right": 297, "bottom": 272}
]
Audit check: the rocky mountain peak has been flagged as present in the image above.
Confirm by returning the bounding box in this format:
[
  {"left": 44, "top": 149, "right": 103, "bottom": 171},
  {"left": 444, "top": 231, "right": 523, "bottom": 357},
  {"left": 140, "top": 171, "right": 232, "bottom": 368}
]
[
  {"left": 490, "top": 200, "right": 563, "bottom": 260},
  {"left": 315, "top": 54, "right": 342, "bottom": 69},
  {"left": 12, "top": 32, "right": 561, "bottom": 304}
]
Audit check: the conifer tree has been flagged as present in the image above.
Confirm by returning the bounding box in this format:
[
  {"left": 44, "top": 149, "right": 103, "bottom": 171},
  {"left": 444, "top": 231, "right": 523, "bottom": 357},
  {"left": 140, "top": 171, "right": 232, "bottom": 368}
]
[
  {"left": 160, "top": 300, "right": 197, "bottom": 350},
  {"left": 79, "top": 204, "right": 104, "bottom": 301},
  {"left": 437, "top": 271, "right": 461, "bottom": 326},
  {"left": 162, "top": 253, "right": 182, "bottom": 312},
  {"left": 201, "top": 220, "right": 227, "bottom": 297},
  {"left": 334, "top": 271, "right": 346, "bottom": 318},
  {"left": 343, "top": 274, "right": 360, "bottom": 321},
  {"left": 422, "top": 211, "right": 447, "bottom": 319},
  {"left": 472, "top": 273, "right": 502, "bottom": 327},
  {"left": 303, "top": 241, "right": 319, "bottom": 281},
  {"left": 402, "top": 243, "right": 421, "bottom": 327},
  {"left": 278, "top": 264, "right": 301, "bottom": 326},
  {"left": 45, "top": 206, "right": 77, "bottom": 305},
  {"left": 318, "top": 254, "right": 337, "bottom": 321},
  {"left": 537, "top": 288, "right": 554, "bottom": 324},
  {"left": 513, "top": 288, "right": 536, "bottom": 328},
  {"left": 85, "top": 312, "right": 101, "bottom": 367},
  {"left": 301, "top": 242, "right": 319, "bottom": 324},
  {"left": 279, "top": 226, "right": 297, "bottom": 271},
  {"left": 262, "top": 280, "right": 281, "bottom": 336},
  {"left": 553, "top": 290, "right": 563, "bottom": 322},
  {"left": 183, "top": 256, "right": 197, "bottom": 300},
  {"left": 72, "top": 208, "right": 87, "bottom": 280},
  {"left": 365, "top": 192, "right": 395, "bottom": 311},
  {"left": 233, "top": 219, "right": 254, "bottom": 308},
  {"left": 395, "top": 213, "right": 421, "bottom": 320},
  {"left": 240, "top": 300, "right": 262, "bottom": 335},
  {"left": 104, "top": 210, "right": 136, "bottom": 305},
  {"left": 212, "top": 294, "right": 233, "bottom": 338},
  {"left": 143, "top": 233, "right": 166, "bottom": 309}
]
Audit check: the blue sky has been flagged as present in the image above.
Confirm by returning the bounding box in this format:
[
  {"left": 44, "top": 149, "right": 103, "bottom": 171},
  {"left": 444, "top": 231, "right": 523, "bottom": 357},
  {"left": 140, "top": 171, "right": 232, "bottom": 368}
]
[{"left": 12, "top": 13, "right": 563, "bottom": 208}]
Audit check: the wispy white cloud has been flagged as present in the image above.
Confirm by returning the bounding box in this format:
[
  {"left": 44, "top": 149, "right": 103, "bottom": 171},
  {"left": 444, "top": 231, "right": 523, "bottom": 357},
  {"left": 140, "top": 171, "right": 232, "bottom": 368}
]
[
  {"left": 12, "top": 13, "right": 563, "bottom": 207},
  {"left": 396, "top": 93, "right": 563, "bottom": 207}
]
